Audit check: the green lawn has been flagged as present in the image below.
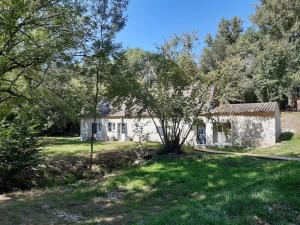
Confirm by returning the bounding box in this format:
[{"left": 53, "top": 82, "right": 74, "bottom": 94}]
[
  {"left": 1, "top": 153, "right": 300, "bottom": 225},
  {"left": 1, "top": 137, "right": 300, "bottom": 225},
  {"left": 43, "top": 136, "right": 159, "bottom": 157}
]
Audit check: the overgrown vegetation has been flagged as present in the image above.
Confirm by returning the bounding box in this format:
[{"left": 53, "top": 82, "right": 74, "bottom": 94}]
[
  {"left": 23, "top": 137, "right": 159, "bottom": 191},
  {"left": 0, "top": 114, "right": 42, "bottom": 192}
]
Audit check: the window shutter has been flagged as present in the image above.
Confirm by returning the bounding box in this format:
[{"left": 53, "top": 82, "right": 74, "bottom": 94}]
[{"left": 92, "top": 123, "right": 97, "bottom": 134}]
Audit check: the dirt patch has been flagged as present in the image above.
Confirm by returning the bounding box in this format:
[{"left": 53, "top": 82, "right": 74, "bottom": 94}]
[
  {"left": 42, "top": 204, "right": 83, "bottom": 222},
  {"left": 94, "top": 147, "right": 157, "bottom": 172},
  {"left": 253, "top": 215, "right": 270, "bottom": 225},
  {"left": 0, "top": 195, "right": 12, "bottom": 204}
]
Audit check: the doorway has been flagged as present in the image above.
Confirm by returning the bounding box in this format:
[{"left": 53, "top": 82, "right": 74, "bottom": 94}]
[
  {"left": 117, "top": 122, "right": 127, "bottom": 141},
  {"left": 197, "top": 126, "right": 206, "bottom": 145}
]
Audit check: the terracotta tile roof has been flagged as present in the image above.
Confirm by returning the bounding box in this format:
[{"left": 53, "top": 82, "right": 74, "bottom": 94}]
[{"left": 211, "top": 102, "right": 279, "bottom": 115}]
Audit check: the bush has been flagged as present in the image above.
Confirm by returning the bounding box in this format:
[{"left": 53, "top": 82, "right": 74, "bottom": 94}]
[{"left": 0, "top": 115, "right": 42, "bottom": 192}]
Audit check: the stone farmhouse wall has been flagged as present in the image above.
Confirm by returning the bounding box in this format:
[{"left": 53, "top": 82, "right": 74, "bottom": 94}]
[{"left": 81, "top": 112, "right": 281, "bottom": 147}]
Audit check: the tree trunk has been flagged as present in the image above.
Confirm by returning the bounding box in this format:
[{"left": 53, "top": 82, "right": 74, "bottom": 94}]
[
  {"left": 163, "top": 137, "right": 182, "bottom": 154},
  {"left": 89, "top": 115, "right": 96, "bottom": 174}
]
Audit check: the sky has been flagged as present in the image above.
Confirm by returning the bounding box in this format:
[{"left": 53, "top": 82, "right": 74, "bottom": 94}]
[{"left": 117, "top": 0, "right": 259, "bottom": 53}]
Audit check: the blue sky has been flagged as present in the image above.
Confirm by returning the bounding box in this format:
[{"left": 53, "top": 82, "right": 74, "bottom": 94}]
[{"left": 117, "top": 0, "right": 259, "bottom": 53}]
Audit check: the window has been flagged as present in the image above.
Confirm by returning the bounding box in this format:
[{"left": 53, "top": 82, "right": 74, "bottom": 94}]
[
  {"left": 108, "top": 122, "right": 112, "bottom": 132},
  {"left": 157, "top": 127, "right": 164, "bottom": 136},
  {"left": 215, "top": 122, "right": 231, "bottom": 133},
  {"left": 97, "top": 123, "right": 102, "bottom": 133},
  {"left": 92, "top": 123, "right": 102, "bottom": 134},
  {"left": 121, "top": 123, "right": 126, "bottom": 133},
  {"left": 297, "top": 87, "right": 300, "bottom": 98},
  {"left": 213, "top": 122, "right": 231, "bottom": 144},
  {"left": 107, "top": 122, "right": 115, "bottom": 132},
  {"left": 217, "top": 124, "right": 222, "bottom": 132}
]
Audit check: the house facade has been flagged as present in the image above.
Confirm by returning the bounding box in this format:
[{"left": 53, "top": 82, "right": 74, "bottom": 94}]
[{"left": 80, "top": 102, "right": 282, "bottom": 147}]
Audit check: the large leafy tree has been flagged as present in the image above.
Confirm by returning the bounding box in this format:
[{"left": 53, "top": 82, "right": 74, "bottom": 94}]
[
  {"left": 200, "top": 17, "right": 253, "bottom": 103},
  {"left": 0, "top": 0, "right": 87, "bottom": 190},
  {"left": 0, "top": 0, "right": 85, "bottom": 106},
  {"left": 81, "top": 0, "right": 128, "bottom": 173},
  {"left": 109, "top": 34, "right": 213, "bottom": 154},
  {"left": 249, "top": 0, "right": 300, "bottom": 103},
  {"left": 31, "top": 65, "right": 86, "bottom": 135}
]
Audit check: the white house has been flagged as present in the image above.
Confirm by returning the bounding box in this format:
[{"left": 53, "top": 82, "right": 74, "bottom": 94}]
[{"left": 80, "top": 102, "right": 281, "bottom": 147}]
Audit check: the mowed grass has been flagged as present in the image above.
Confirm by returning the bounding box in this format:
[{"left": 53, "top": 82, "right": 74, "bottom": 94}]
[
  {"left": 1, "top": 154, "right": 300, "bottom": 225},
  {"left": 43, "top": 136, "right": 159, "bottom": 157}
]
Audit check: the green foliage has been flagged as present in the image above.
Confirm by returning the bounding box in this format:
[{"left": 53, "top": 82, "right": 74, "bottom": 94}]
[
  {"left": 200, "top": 17, "right": 243, "bottom": 74},
  {"left": 208, "top": 56, "right": 251, "bottom": 103},
  {"left": 79, "top": 0, "right": 129, "bottom": 172},
  {"left": 252, "top": 40, "right": 294, "bottom": 102},
  {"left": 250, "top": 0, "right": 300, "bottom": 103},
  {"left": 0, "top": 114, "right": 42, "bottom": 192},
  {"left": 110, "top": 34, "right": 211, "bottom": 153},
  {"left": 201, "top": 1, "right": 300, "bottom": 105},
  {"left": 200, "top": 17, "right": 251, "bottom": 103},
  {"left": 81, "top": 0, "right": 129, "bottom": 117},
  {"left": 0, "top": 0, "right": 85, "bottom": 105}
]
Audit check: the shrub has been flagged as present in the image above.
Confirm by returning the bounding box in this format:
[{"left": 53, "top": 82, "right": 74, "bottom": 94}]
[{"left": 0, "top": 115, "right": 42, "bottom": 192}]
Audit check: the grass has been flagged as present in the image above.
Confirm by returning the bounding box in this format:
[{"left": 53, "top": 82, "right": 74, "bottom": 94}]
[
  {"left": 43, "top": 136, "right": 159, "bottom": 158},
  {"left": 248, "top": 133, "right": 300, "bottom": 157},
  {"left": 207, "top": 133, "right": 300, "bottom": 157},
  {"left": 1, "top": 134, "right": 300, "bottom": 225},
  {"left": 1, "top": 154, "right": 300, "bottom": 225}
]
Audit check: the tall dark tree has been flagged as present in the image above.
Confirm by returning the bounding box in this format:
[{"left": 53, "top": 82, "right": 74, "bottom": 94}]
[
  {"left": 200, "top": 17, "right": 243, "bottom": 74},
  {"left": 200, "top": 17, "right": 247, "bottom": 103}
]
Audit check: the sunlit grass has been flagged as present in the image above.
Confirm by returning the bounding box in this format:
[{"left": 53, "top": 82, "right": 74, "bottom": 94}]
[
  {"left": 2, "top": 154, "right": 300, "bottom": 225},
  {"left": 43, "top": 136, "right": 160, "bottom": 157}
]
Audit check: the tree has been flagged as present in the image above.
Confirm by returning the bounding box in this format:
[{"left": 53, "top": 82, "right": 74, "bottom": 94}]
[
  {"left": 252, "top": 40, "right": 294, "bottom": 102},
  {"left": 109, "top": 34, "right": 213, "bottom": 154},
  {"left": 249, "top": 0, "right": 300, "bottom": 103},
  {"left": 30, "top": 65, "right": 86, "bottom": 135},
  {"left": 208, "top": 56, "right": 251, "bottom": 104},
  {"left": 0, "top": 113, "right": 42, "bottom": 192},
  {"left": 199, "top": 17, "right": 253, "bottom": 103},
  {"left": 200, "top": 17, "right": 243, "bottom": 74},
  {"left": 81, "top": 0, "right": 128, "bottom": 173},
  {"left": 0, "top": 0, "right": 85, "bottom": 106}
]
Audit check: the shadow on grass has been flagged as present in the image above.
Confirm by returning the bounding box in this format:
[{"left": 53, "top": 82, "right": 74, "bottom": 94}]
[
  {"left": 279, "top": 132, "right": 294, "bottom": 141},
  {"left": 2, "top": 154, "right": 300, "bottom": 225},
  {"left": 207, "top": 145, "right": 249, "bottom": 153}
]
